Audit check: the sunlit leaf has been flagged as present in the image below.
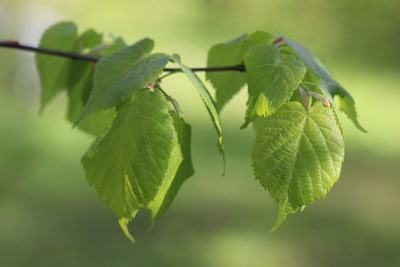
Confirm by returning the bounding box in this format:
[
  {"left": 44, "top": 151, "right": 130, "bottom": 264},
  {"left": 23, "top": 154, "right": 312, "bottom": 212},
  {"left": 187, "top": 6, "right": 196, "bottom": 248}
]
[
  {"left": 81, "top": 89, "right": 182, "bottom": 219},
  {"left": 252, "top": 102, "right": 344, "bottom": 230},
  {"left": 147, "top": 118, "right": 194, "bottom": 220}
]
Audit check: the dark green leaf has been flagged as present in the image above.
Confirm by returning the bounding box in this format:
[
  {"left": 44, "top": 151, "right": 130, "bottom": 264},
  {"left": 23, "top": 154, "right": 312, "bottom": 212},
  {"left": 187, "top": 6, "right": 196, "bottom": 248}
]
[
  {"left": 252, "top": 102, "right": 344, "bottom": 230},
  {"left": 66, "top": 60, "right": 115, "bottom": 136},
  {"left": 35, "top": 21, "right": 78, "bottom": 110}
]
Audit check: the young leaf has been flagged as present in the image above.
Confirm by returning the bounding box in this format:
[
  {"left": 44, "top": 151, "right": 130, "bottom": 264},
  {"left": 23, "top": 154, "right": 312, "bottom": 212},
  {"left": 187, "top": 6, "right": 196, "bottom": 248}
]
[
  {"left": 171, "top": 55, "right": 225, "bottom": 172},
  {"left": 35, "top": 21, "right": 78, "bottom": 110},
  {"left": 207, "top": 31, "right": 275, "bottom": 111},
  {"left": 243, "top": 44, "right": 306, "bottom": 120},
  {"left": 81, "top": 89, "right": 183, "bottom": 219},
  {"left": 252, "top": 102, "right": 344, "bottom": 230},
  {"left": 78, "top": 38, "right": 169, "bottom": 121},
  {"left": 282, "top": 35, "right": 366, "bottom": 132}
]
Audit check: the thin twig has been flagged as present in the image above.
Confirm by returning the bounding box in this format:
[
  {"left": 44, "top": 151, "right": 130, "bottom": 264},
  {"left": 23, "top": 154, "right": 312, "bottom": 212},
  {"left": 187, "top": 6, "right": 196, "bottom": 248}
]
[
  {"left": 0, "top": 40, "right": 246, "bottom": 73},
  {"left": 0, "top": 40, "right": 99, "bottom": 62}
]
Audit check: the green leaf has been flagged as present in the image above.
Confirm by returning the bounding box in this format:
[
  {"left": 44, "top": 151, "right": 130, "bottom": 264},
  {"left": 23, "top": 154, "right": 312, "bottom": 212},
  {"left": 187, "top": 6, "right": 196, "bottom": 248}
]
[
  {"left": 65, "top": 29, "right": 115, "bottom": 136},
  {"left": 171, "top": 55, "right": 225, "bottom": 172},
  {"left": 119, "top": 116, "right": 194, "bottom": 242},
  {"left": 283, "top": 35, "right": 366, "bottom": 132},
  {"left": 92, "top": 37, "right": 127, "bottom": 58},
  {"left": 78, "top": 29, "right": 103, "bottom": 49},
  {"left": 207, "top": 31, "right": 275, "bottom": 111},
  {"left": 252, "top": 102, "right": 344, "bottom": 230},
  {"left": 81, "top": 89, "right": 183, "bottom": 219},
  {"left": 147, "top": 118, "right": 194, "bottom": 220},
  {"left": 66, "top": 60, "right": 115, "bottom": 136},
  {"left": 35, "top": 21, "right": 78, "bottom": 110},
  {"left": 337, "top": 94, "right": 366, "bottom": 132},
  {"left": 243, "top": 44, "right": 306, "bottom": 120},
  {"left": 78, "top": 38, "right": 170, "bottom": 121}
]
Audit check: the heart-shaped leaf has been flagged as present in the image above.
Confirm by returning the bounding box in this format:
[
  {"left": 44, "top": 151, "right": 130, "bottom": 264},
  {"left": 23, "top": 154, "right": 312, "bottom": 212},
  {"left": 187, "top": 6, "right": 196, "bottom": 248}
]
[{"left": 252, "top": 102, "right": 344, "bottom": 230}]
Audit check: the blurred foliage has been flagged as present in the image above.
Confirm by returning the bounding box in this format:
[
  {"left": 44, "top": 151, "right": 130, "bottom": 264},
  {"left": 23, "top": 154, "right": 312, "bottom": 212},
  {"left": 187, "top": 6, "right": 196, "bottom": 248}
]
[{"left": 1, "top": 0, "right": 400, "bottom": 266}]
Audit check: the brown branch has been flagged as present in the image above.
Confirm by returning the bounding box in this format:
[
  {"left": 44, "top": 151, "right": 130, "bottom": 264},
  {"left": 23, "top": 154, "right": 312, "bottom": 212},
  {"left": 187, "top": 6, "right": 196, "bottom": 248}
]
[
  {"left": 0, "top": 40, "right": 99, "bottom": 62},
  {"left": 0, "top": 40, "right": 246, "bottom": 73}
]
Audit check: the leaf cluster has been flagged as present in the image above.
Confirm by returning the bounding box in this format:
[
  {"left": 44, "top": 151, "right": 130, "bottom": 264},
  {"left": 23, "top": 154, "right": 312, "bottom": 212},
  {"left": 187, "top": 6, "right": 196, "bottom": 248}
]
[{"left": 34, "top": 21, "right": 365, "bottom": 240}]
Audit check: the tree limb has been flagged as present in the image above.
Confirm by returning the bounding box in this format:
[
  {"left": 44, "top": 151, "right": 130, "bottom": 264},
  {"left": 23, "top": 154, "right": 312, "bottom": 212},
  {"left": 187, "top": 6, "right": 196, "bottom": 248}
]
[{"left": 0, "top": 40, "right": 246, "bottom": 73}]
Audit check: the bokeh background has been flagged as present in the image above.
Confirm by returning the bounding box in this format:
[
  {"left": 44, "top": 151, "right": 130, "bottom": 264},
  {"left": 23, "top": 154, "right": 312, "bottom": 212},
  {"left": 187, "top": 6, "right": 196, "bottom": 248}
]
[{"left": 1, "top": 0, "right": 400, "bottom": 266}]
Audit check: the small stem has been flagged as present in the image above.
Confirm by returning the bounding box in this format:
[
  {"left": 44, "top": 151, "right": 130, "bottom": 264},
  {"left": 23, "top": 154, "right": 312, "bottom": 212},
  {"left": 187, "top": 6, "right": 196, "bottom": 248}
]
[
  {"left": 272, "top": 37, "right": 285, "bottom": 46},
  {"left": 164, "top": 64, "right": 245, "bottom": 73},
  {"left": 299, "top": 86, "right": 310, "bottom": 110},
  {"left": 0, "top": 40, "right": 246, "bottom": 73}
]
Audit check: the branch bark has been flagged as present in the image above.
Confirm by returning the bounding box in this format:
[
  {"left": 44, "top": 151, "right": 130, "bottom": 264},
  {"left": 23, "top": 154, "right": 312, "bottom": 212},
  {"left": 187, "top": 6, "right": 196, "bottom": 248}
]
[{"left": 0, "top": 40, "right": 246, "bottom": 73}]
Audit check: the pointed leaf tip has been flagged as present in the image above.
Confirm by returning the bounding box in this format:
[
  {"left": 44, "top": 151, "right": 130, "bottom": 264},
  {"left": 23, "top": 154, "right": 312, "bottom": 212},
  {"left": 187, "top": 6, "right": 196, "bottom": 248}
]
[
  {"left": 119, "top": 217, "right": 136, "bottom": 243},
  {"left": 337, "top": 95, "right": 367, "bottom": 133}
]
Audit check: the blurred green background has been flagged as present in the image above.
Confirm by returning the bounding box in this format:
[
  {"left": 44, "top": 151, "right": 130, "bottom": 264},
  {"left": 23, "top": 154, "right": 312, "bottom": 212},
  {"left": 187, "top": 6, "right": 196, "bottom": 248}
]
[{"left": 1, "top": 0, "right": 400, "bottom": 266}]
